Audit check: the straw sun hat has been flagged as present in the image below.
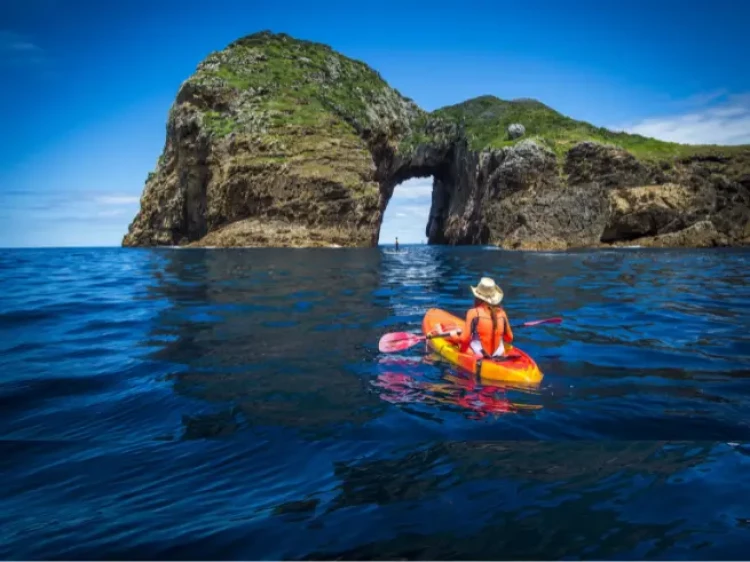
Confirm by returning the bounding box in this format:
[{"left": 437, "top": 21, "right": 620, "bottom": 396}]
[{"left": 470, "top": 277, "right": 504, "bottom": 305}]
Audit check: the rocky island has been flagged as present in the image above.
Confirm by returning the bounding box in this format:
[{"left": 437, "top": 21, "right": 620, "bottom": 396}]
[{"left": 123, "top": 31, "right": 750, "bottom": 250}]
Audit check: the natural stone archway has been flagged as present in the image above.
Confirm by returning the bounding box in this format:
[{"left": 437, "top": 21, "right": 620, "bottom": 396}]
[
  {"left": 372, "top": 142, "right": 455, "bottom": 246},
  {"left": 122, "top": 31, "right": 750, "bottom": 250},
  {"left": 119, "top": 30, "right": 508, "bottom": 250},
  {"left": 367, "top": 125, "right": 491, "bottom": 247}
]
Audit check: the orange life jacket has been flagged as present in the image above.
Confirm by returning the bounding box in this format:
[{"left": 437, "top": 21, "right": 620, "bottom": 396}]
[{"left": 466, "top": 305, "right": 510, "bottom": 357}]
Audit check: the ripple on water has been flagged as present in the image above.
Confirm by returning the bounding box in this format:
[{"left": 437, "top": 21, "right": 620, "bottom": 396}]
[{"left": 1, "top": 246, "right": 750, "bottom": 559}]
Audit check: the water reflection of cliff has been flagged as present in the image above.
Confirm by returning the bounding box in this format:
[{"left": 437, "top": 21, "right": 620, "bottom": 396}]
[
  {"left": 144, "top": 248, "right": 391, "bottom": 437},
  {"left": 305, "top": 441, "right": 716, "bottom": 560}
]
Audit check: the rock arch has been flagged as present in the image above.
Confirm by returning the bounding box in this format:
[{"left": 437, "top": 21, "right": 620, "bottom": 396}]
[
  {"left": 366, "top": 127, "right": 490, "bottom": 247},
  {"left": 122, "top": 31, "right": 750, "bottom": 250}
]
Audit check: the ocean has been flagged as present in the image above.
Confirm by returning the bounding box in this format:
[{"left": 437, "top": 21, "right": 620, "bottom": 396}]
[{"left": 1, "top": 245, "right": 749, "bottom": 559}]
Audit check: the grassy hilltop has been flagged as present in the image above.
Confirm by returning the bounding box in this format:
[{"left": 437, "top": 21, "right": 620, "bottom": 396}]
[
  {"left": 190, "top": 31, "right": 422, "bottom": 145},
  {"left": 432, "top": 95, "right": 748, "bottom": 160},
  {"left": 181, "top": 30, "right": 748, "bottom": 165}
]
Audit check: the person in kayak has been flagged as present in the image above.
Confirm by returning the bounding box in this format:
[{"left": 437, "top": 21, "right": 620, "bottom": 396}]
[{"left": 449, "top": 277, "right": 514, "bottom": 358}]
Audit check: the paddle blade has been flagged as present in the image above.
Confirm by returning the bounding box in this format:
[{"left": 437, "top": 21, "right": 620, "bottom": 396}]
[
  {"left": 520, "top": 317, "right": 563, "bottom": 327},
  {"left": 378, "top": 332, "right": 424, "bottom": 353}
]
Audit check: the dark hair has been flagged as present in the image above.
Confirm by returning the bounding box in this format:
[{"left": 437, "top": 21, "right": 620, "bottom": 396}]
[{"left": 475, "top": 299, "right": 500, "bottom": 345}]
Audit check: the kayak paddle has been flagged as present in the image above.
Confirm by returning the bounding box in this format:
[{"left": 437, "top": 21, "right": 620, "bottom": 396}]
[
  {"left": 378, "top": 317, "right": 563, "bottom": 353},
  {"left": 378, "top": 329, "right": 461, "bottom": 353}
]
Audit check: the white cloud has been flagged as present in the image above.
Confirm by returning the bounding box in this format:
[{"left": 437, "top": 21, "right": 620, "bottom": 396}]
[
  {"left": 96, "top": 209, "right": 126, "bottom": 218},
  {"left": 673, "top": 90, "right": 728, "bottom": 110},
  {"left": 619, "top": 92, "right": 750, "bottom": 145},
  {"left": 0, "top": 190, "right": 140, "bottom": 235},
  {"left": 95, "top": 195, "right": 140, "bottom": 205},
  {"left": 392, "top": 177, "right": 433, "bottom": 199},
  {"left": 0, "top": 30, "right": 45, "bottom": 67},
  {"left": 396, "top": 204, "right": 430, "bottom": 218},
  {"left": 11, "top": 42, "right": 41, "bottom": 52}
]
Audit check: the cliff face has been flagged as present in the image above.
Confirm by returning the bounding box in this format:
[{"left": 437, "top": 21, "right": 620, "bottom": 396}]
[
  {"left": 124, "top": 31, "right": 417, "bottom": 247},
  {"left": 485, "top": 141, "right": 750, "bottom": 249},
  {"left": 123, "top": 31, "right": 750, "bottom": 250}
]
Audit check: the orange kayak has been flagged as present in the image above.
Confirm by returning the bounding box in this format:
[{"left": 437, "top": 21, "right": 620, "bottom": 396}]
[{"left": 421, "top": 308, "right": 544, "bottom": 387}]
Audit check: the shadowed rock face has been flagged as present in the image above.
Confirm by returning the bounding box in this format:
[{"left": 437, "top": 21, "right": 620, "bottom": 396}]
[
  {"left": 123, "top": 31, "right": 750, "bottom": 250},
  {"left": 122, "top": 31, "right": 469, "bottom": 248},
  {"left": 481, "top": 141, "right": 750, "bottom": 250}
]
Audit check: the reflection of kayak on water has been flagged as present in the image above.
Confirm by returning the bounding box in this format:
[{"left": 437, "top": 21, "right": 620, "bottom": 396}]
[
  {"left": 422, "top": 308, "right": 544, "bottom": 387},
  {"left": 372, "top": 370, "right": 541, "bottom": 418},
  {"left": 374, "top": 309, "right": 548, "bottom": 418}
]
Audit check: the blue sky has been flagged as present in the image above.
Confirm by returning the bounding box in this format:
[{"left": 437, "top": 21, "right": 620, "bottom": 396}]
[{"left": 1, "top": 0, "right": 749, "bottom": 247}]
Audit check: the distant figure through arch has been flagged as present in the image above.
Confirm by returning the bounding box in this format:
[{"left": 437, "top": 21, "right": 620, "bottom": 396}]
[{"left": 378, "top": 176, "right": 433, "bottom": 247}]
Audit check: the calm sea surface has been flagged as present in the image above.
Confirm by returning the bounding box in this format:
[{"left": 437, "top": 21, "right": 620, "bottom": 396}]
[{"left": 1, "top": 246, "right": 750, "bottom": 560}]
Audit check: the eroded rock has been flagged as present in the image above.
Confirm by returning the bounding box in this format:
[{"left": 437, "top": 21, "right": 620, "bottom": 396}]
[
  {"left": 565, "top": 141, "right": 652, "bottom": 189},
  {"left": 616, "top": 220, "right": 728, "bottom": 248},
  {"left": 123, "top": 31, "right": 750, "bottom": 251},
  {"left": 601, "top": 183, "right": 714, "bottom": 242}
]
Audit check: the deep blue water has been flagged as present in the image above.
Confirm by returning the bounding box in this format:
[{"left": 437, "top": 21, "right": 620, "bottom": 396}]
[{"left": 1, "top": 245, "right": 750, "bottom": 560}]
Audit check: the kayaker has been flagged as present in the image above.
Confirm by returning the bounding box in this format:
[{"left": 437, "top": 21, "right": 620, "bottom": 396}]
[{"left": 450, "top": 277, "right": 514, "bottom": 358}]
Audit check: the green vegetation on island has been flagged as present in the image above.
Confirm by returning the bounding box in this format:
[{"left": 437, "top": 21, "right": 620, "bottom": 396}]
[
  {"left": 190, "top": 31, "right": 422, "bottom": 140},
  {"left": 432, "top": 95, "right": 749, "bottom": 161},
  {"left": 185, "top": 31, "right": 748, "bottom": 165},
  {"left": 124, "top": 30, "right": 750, "bottom": 250}
]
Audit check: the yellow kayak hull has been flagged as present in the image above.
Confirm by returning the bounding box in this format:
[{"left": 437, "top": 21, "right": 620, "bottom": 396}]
[{"left": 421, "top": 308, "right": 544, "bottom": 387}]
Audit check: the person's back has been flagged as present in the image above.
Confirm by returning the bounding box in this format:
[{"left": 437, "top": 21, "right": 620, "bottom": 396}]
[
  {"left": 463, "top": 304, "right": 512, "bottom": 356},
  {"left": 449, "top": 277, "right": 514, "bottom": 357}
]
